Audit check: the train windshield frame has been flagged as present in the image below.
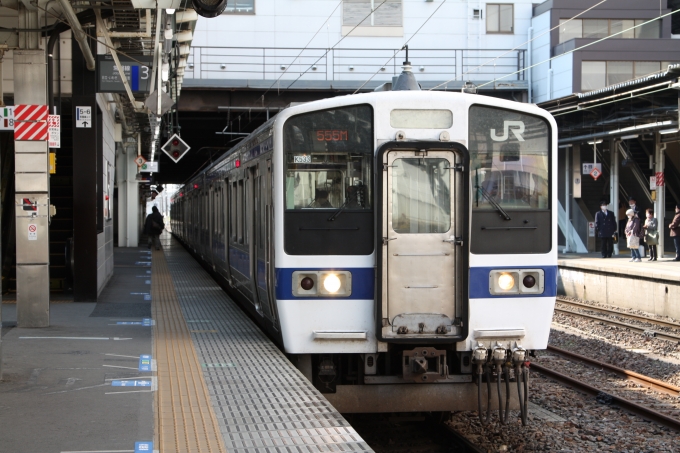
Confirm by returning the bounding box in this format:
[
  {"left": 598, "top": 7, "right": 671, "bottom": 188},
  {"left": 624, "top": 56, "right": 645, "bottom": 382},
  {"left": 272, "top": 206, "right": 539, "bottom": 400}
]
[
  {"left": 468, "top": 105, "right": 551, "bottom": 212},
  {"left": 282, "top": 104, "right": 375, "bottom": 256}
]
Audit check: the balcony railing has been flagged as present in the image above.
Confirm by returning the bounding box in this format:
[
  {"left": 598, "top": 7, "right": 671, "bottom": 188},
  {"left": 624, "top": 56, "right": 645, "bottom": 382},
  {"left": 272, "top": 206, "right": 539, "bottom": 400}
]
[{"left": 183, "top": 47, "right": 526, "bottom": 83}]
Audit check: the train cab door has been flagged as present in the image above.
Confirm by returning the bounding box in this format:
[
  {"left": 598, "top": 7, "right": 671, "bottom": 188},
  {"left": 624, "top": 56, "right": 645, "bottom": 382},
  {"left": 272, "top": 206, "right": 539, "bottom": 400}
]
[{"left": 381, "top": 147, "right": 465, "bottom": 341}]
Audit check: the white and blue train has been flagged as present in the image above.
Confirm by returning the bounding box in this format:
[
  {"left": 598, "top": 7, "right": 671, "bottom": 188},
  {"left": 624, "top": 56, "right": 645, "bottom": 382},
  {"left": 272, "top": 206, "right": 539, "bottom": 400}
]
[{"left": 171, "top": 72, "right": 557, "bottom": 421}]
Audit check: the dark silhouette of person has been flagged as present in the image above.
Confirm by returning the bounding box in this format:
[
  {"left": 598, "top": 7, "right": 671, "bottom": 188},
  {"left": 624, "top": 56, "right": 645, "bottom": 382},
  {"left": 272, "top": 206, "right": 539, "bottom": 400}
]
[
  {"left": 594, "top": 201, "right": 617, "bottom": 258},
  {"left": 313, "top": 190, "right": 333, "bottom": 208},
  {"left": 144, "top": 206, "right": 165, "bottom": 250}
]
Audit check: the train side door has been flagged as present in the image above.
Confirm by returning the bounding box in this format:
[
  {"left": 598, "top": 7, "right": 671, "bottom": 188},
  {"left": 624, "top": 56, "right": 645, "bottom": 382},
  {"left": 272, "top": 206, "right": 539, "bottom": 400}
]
[
  {"left": 383, "top": 149, "right": 459, "bottom": 338},
  {"left": 247, "top": 165, "right": 262, "bottom": 314},
  {"left": 264, "top": 159, "right": 277, "bottom": 324}
]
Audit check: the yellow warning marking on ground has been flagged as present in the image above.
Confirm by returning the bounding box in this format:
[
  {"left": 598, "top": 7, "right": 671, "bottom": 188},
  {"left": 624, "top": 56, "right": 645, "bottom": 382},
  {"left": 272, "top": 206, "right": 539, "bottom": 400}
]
[{"left": 151, "top": 248, "right": 228, "bottom": 453}]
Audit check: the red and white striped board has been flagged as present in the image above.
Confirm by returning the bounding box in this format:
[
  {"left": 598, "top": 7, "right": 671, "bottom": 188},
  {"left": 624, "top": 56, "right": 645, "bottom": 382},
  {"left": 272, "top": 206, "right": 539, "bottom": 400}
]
[
  {"left": 14, "top": 104, "right": 48, "bottom": 122},
  {"left": 14, "top": 121, "right": 48, "bottom": 141}
]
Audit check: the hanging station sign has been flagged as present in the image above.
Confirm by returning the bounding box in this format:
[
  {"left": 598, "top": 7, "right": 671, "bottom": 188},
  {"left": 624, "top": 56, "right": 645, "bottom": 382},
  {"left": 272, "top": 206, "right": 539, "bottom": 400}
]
[{"left": 97, "top": 55, "right": 154, "bottom": 94}]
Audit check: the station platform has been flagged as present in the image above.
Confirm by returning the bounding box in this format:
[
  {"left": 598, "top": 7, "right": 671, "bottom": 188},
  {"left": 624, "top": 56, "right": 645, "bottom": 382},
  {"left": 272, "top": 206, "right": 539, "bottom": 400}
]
[
  {"left": 558, "top": 253, "right": 680, "bottom": 319},
  {"left": 0, "top": 233, "right": 373, "bottom": 453}
]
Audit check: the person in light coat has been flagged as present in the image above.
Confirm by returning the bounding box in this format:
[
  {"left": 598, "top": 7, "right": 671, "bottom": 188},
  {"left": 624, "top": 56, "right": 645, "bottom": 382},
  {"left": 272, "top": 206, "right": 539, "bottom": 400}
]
[
  {"left": 642, "top": 208, "right": 659, "bottom": 261},
  {"left": 624, "top": 209, "right": 642, "bottom": 262}
]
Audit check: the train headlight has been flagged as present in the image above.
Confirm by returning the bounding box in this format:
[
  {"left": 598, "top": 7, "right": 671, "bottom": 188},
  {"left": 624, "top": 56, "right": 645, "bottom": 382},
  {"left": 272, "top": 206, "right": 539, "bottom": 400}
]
[
  {"left": 292, "top": 271, "right": 352, "bottom": 297},
  {"left": 489, "top": 270, "right": 519, "bottom": 295},
  {"left": 489, "top": 269, "right": 545, "bottom": 295},
  {"left": 323, "top": 274, "right": 341, "bottom": 293},
  {"left": 498, "top": 273, "right": 515, "bottom": 291}
]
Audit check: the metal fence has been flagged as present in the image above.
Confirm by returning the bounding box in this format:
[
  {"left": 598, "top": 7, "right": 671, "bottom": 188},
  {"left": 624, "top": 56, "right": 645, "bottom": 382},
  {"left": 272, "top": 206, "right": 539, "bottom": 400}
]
[{"left": 184, "top": 46, "right": 526, "bottom": 83}]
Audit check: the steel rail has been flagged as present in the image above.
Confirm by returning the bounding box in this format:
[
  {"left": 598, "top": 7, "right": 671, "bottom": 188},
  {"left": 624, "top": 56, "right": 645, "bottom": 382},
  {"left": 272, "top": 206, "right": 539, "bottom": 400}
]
[
  {"left": 531, "top": 363, "right": 680, "bottom": 432},
  {"left": 546, "top": 345, "right": 680, "bottom": 397},
  {"left": 553, "top": 308, "right": 680, "bottom": 343},
  {"left": 556, "top": 298, "right": 680, "bottom": 330}
]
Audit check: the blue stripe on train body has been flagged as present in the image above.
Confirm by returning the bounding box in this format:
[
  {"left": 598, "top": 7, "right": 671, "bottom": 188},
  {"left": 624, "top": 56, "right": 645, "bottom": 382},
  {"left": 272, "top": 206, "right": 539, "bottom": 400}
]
[
  {"left": 469, "top": 266, "right": 558, "bottom": 299},
  {"left": 275, "top": 268, "right": 375, "bottom": 300}
]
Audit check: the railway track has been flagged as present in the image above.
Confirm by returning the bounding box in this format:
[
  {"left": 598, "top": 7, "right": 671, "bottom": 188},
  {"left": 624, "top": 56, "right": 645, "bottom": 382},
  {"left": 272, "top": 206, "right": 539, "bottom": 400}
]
[
  {"left": 546, "top": 345, "right": 680, "bottom": 397},
  {"left": 554, "top": 299, "right": 680, "bottom": 343},
  {"left": 531, "top": 362, "right": 680, "bottom": 432}
]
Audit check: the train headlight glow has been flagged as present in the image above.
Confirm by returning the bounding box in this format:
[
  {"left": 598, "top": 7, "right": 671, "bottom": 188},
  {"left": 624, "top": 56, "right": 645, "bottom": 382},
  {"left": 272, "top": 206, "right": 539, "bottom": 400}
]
[
  {"left": 323, "top": 274, "right": 342, "bottom": 293},
  {"left": 489, "top": 269, "right": 545, "bottom": 295},
  {"left": 497, "top": 273, "right": 515, "bottom": 291}
]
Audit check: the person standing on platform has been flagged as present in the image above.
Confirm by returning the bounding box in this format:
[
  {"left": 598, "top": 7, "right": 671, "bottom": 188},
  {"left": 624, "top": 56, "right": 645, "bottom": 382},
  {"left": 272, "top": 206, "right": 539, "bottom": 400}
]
[
  {"left": 625, "top": 209, "right": 642, "bottom": 262},
  {"left": 642, "top": 208, "right": 658, "bottom": 261},
  {"left": 144, "top": 206, "right": 165, "bottom": 250},
  {"left": 618, "top": 201, "right": 628, "bottom": 239},
  {"left": 595, "top": 201, "right": 617, "bottom": 258},
  {"left": 669, "top": 204, "right": 680, "bottom": 261},
  {"left": 628, "top": 196, "right": 644, "bottom": 257}
]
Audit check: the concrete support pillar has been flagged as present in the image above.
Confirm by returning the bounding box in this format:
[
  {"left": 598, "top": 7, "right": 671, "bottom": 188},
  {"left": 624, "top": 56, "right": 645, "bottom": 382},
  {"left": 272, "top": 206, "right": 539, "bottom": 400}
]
[
  {"left": 655, "top": 134, "right": 666, "bottom": 257},
  {"left": 14, "top": 49, "right": 50, "bottom": 327},
  {"left": 564, "top": 146, "right": 571, "bottom": 253},
  {"left": 610, "top": 139, "right": 620, "bottom": 256},
  {"left": 116, "top": 144, "right": 140, "bottom": 247}
]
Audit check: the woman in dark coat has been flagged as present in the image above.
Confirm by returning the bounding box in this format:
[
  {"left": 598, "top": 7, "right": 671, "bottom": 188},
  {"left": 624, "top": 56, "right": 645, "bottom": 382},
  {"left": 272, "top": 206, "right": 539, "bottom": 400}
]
[
  {"left": 144, "top": 206, "right": 165, "bottom": 250},
  {"left": 669, "top": 204, "right": 680, "bottom": 261}
]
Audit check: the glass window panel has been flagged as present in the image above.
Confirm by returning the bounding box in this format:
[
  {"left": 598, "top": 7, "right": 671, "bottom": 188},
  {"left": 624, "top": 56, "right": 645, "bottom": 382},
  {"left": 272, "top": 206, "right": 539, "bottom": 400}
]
[
  {"left": 468, "top": 106, "right": 550, "bottom": 211},
  {"left": 607, "top": 61, "right": 633, "bottom": 85},
  {"left": 374, "top": 0, "right": 403, "bottom": 26},
  {"left": 486, "top": 4, "right": 499, "bottom": 32},
  {"left": 559, "top": 19, "right": 582, "bottom": 43},
  {"left": 499, "top": 4, "right": 513, "bottom": 32},
  {"left": 224, "top": 0, "right": 254, "bottom": 14},
  {"left": 581, "top": 61, "right": 606, "bottom": 91},
  {"left": 283, "top": 105, "right": 373, "bottom": 210},
  {"left": 635, "top": 19, "right": 660, "bottom": 38},
  {"left": 634, "top": 61, "right": 661, "bottom": 78},
  {"left": 610, "top": 19, "right": 635, "bottom": 38},
  {"left": 390, "top": 110, "right": 453, "bottom": 129},
  {"left": 583, "top": 19, "right": 609, "bottom": 38},
  {"left": 392, "top": 158, "right": 451, "bottom": 234}
]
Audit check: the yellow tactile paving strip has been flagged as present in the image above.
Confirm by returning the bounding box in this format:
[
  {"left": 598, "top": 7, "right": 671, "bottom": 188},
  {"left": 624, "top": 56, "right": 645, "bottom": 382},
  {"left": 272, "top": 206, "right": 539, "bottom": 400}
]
[{"left": 151, "top": 248, "right": 228, "bottom": 453}]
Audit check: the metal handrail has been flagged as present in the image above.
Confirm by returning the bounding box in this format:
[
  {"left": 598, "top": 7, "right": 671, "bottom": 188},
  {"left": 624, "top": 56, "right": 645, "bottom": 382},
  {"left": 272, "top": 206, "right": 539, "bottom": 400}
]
[{"left": 184, "top": 46, "right": 526, "bottom": 82}]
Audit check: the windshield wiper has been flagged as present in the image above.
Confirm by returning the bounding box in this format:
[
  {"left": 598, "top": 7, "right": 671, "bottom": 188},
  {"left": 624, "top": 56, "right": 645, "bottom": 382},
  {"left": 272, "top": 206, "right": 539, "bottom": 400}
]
[
  {"left": 327, "top": 202, "right": 348, "bottom": 221},
  {"left": 476, "top": 185, "right": 511, "bottom": 220}
]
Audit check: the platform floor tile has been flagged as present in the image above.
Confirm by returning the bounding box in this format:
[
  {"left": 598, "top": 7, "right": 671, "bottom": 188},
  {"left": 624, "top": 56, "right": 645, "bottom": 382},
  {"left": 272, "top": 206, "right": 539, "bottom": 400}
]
[{"left": 159, "top": 234, "right": 374, "bottom": 453}]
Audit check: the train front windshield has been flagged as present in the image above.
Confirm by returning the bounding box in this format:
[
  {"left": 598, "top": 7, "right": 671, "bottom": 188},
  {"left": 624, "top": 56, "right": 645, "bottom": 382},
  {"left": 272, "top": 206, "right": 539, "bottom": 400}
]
[
  {"left": 468, "top": 106, "right": 550, "bottom": 211},
  {"left": 284, "top": 105, "right": 373, "bottom": 211},
  {"left": 283, "top": 104, "right": 374, "bottom": 255}
]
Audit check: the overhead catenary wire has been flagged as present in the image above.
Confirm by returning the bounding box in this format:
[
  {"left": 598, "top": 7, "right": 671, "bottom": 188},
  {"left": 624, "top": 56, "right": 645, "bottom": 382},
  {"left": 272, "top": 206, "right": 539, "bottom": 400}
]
[
  {"left": 352, "top": 0, "right": 449, "bottom": 94},
  {"left": 432, "top": 0, "right": 608, "bottom": 90},
  {"left": 464, "top": 9, "right": 680, "bottom": 91},
  {"left": 226, "top": 1, "right": 390, "bottom": 135},
  {"left": 256, "top": 0, "right": 343, "bottom": 105}
]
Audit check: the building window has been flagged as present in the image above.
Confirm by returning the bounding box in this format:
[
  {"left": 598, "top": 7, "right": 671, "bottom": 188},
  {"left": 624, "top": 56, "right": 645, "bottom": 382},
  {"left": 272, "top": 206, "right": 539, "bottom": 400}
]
[
  {"left": 559, "top": 18, "right": 661, "bottom": 43},
  {"left": 224, "top": 0, "right": 254, "bottom": 14},
  {"left": 581, "top": 61, "right": 674, "bottom": 92},
  {"left": 486, "top": 4, "right": 513, "bottom": 34},
  {"left": 343, "top": 0, "right": 402, "bottom": 27}
]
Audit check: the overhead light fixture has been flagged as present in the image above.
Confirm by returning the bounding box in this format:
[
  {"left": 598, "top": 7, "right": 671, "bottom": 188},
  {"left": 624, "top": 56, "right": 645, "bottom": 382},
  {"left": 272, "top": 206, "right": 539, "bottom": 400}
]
[
  {"left": 620, "top": 134, "right": 638, "bottom": 140},
  {"left": 587, "top": 139, "right": 603, "bottom": 145},
  {"left": 659, "top": 128, "right": 679, "bottom": 134},
  {"left": 558, "top": 144, "right": 573, "bottom": 149},
  {"left": 166, "top": 8, "right": 176, "bottom": 14}
]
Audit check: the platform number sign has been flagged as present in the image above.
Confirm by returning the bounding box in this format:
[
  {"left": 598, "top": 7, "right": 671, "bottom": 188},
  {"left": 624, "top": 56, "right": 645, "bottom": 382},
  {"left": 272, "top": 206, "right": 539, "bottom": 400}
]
[
  {"left": 0, "top": 106, "right": 14, "bottom": 130},
  {"left": 76, "top": 107, "right": 91, "bottom": 128}
]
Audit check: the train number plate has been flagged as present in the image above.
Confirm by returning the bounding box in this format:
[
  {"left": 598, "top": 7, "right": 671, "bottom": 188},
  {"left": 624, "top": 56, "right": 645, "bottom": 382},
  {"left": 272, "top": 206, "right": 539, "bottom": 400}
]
[{"left": 294, "top": 155, "right": 312, "bottom": 163}]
